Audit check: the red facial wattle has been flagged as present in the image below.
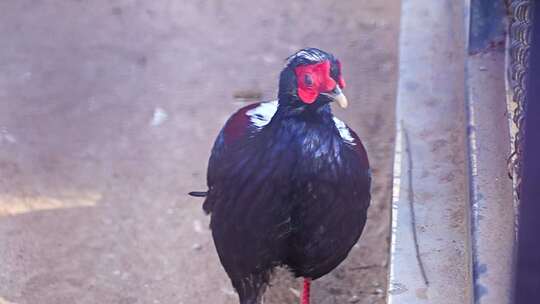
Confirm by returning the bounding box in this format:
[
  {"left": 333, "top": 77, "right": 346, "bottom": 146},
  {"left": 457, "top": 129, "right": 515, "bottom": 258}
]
[
  {"left": 294, "top": 60, "right": 339, "bottom": 104},
  {"left": 336, "top": 59, "right": 346, "bottom": 89}
]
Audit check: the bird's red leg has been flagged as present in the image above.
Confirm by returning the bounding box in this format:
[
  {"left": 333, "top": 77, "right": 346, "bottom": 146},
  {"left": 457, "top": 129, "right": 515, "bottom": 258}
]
[{"left": 301, "top": 278, "right": 311, "bottom": 304}]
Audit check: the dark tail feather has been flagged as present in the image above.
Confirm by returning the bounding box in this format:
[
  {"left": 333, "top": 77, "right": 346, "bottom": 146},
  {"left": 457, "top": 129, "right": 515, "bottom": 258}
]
[{"left": 188, "top": 191, "right": 208, "bottom": 197}]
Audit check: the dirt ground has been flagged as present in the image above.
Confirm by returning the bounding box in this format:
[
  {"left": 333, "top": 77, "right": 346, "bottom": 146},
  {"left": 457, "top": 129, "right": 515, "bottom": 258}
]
[{"left": 0, "top": 1, "right": 399, "bottom": 303}]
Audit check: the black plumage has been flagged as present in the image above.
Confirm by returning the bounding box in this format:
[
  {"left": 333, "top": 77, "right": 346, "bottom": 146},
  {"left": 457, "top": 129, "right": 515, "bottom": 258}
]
[{"left": 196, "top": 48, "right": 371, "bottom": 304}]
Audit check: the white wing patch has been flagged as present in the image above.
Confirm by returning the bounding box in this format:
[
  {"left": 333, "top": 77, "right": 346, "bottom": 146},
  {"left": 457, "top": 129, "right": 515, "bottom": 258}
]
[
  {"left": 246, "top": 102, "right": 355, "bottom": 145},
  {"left": 332, "top": 116, "right": 356, "bottom": 145},
  {"left": 246, "top": 100, "right": 278, "bottom": 128}
]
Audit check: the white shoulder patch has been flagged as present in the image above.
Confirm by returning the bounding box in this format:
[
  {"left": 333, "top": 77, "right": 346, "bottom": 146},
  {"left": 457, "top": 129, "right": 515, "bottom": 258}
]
[
  {"left": 332, "top": 116, "right": 356, "bottom": 144},
  {"left": 245, "top": 100, "right": 278, "bottom": 128}
]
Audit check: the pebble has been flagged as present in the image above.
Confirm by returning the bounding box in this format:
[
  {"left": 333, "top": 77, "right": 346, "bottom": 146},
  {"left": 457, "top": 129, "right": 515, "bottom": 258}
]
[
  {"left": 220, "top": 287, "right": 237, "bottom": 297},
  {"left": 191, "top": 243, "right": 202, "bottom": 251},
  {"left": 0, "top": 128, "right": 16, "bottom": 144},
  {"left": 262, "top": 54, "right": 277, "bottom": 64},
  {"left": 193, "top": 220, "right": 204, "bottom": 233},
  {"left": 289, "top": 288, "right": 300, "bottom": 298},
  {"left": 150, "top": 107, "right": 168, "bottom": 126}
]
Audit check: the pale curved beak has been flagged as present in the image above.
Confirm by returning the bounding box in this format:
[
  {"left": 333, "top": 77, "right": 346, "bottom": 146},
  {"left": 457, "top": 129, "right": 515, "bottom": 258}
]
[{"left": 322, "top": 86, "right": 348, "bottom": 108}]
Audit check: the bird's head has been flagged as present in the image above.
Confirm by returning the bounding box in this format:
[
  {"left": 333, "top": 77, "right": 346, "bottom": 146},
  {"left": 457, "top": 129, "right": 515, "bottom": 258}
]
[{"left": 278, "top": 48, "right": 347, "bottom": 109}]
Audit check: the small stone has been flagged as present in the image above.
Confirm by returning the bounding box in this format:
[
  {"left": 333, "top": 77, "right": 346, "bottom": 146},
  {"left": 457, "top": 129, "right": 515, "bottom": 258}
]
[
  {"left": 479, "top": 66, "right": 488, "bottom": 71},
  {"left": 193, "top": 220, "right": 204, "bottom": 233},
  {"left": 221, "top": 287, "right": 237, "bottom": 297},
  {"left": 262, "top": 54, "right": 277, "bottom": 64},
  {"left": 289, "top": 287, "right": 300, "bottom": 298},
  {"left": 150, "top": 107, "right": 168, "bottom": 126},
  {"left": 348, "top": 295, "right": 360, "bottom": 303},
  {"left": 192, "top": 243, "right": 202, "bottom": 251},
  {"left": 0, "top": 128, "right": 16, "bottom": 144}
]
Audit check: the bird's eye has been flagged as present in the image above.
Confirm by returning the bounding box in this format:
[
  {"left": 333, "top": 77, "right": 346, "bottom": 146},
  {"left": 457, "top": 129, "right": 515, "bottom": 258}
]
[{"left": 304, "top": 74, "right": 313, "bottom": 86}]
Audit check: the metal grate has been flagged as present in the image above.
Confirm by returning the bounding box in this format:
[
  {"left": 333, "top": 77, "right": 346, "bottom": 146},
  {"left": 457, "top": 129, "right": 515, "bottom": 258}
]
[{"left": 508, "top": 0, "right": 533, "bottom": 200}]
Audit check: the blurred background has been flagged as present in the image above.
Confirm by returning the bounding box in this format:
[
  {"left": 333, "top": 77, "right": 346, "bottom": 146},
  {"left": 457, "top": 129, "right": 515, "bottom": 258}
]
[{"left": 0, "top": 1, "right": 399, "bottom": 303}]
